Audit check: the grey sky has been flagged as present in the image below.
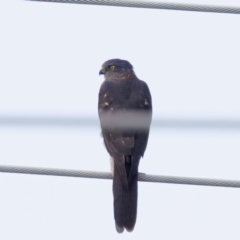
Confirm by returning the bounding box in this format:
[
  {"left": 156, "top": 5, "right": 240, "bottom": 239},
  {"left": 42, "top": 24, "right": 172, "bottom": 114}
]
[{"left": 0, "top": 0, "right": 240, "bottom": 239}]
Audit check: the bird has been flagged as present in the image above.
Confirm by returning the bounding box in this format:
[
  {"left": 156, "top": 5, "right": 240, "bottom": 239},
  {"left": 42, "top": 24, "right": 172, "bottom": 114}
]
[{"left": 98, "top": 59, "right": 152, "bottom": 233}]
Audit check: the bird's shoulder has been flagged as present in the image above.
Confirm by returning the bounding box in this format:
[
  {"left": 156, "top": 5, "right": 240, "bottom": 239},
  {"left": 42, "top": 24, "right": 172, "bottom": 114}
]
[
  {"left": 131, "top": 79, "right": 152, "bottom": 110},
  {"left": 99, "top": 80, "right": 117, "bottom": 94},
  {"left": 137, "top": 80, "right": 151, "bottom": 99}
]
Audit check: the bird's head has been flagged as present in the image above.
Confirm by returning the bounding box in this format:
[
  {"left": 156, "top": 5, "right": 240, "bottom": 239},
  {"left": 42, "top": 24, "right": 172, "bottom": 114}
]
[{"left": 99, "top": 59, "right": 135, "bottom": 80}]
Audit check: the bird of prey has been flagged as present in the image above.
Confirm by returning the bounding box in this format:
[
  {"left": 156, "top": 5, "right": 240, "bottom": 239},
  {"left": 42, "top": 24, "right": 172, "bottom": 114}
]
[{"left": 98, "top": 59, "right": 152, "bottom": 233}]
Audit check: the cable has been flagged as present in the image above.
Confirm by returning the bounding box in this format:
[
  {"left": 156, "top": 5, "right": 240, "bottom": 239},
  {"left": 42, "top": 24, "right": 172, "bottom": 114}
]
[
  {"left": 27, "top": 0, "right": 240, "bottom": 15},
  {"left": 1, "top": 116, "right": 240, "bottom": 129},
  {"left": 1, "top": 164, "right": 240, "bottom": 188}
]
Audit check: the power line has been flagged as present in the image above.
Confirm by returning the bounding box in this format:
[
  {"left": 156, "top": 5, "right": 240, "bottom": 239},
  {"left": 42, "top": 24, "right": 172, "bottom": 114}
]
[
  {"left": 28, "top": 0, "right": 240, "bottom": 15},
  {"left": 1, "top": 165, "right": 240, "bottom": 188},
  {"left": 0, "top": 116, "right": 240, "bottom": 129}
]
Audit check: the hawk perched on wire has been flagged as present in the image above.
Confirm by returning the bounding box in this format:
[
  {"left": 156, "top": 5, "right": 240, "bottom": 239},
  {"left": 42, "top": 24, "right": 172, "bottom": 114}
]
[{"left": 98, "top": 59, "right": 152, "bottom": 233}]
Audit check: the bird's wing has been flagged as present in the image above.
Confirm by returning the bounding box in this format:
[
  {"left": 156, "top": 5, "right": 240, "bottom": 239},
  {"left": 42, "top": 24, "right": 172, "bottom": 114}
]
[
  {"left": 98, "top": 81, "right": 135, "bottom": 156},
  {"left": 134, "top": 80, "right": 152, "bottom": 157}
]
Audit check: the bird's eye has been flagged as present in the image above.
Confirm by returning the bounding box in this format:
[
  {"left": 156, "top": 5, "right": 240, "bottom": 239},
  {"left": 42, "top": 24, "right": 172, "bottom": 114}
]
[{"left": 110, "top": 65, "right": 115, "bottom": 70}]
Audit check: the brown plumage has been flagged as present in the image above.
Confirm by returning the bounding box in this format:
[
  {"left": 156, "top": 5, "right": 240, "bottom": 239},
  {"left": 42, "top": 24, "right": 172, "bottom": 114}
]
[{"left": 98, "top": 59, "right": 152, "bottom": 233}]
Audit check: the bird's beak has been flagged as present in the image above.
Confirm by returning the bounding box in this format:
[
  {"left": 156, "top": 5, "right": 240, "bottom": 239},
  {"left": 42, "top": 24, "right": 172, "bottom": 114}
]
[{"left": 99, "top": 68, "right": 106, "bottom": 75}]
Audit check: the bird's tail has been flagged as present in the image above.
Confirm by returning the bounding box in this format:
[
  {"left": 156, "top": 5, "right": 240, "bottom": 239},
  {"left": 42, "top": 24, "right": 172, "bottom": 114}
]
[{"left": 113, "top": 162, "right": 138, "bottom": 233}]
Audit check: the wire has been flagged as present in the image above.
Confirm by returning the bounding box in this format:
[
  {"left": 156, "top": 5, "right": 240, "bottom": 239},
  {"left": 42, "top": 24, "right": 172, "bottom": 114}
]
[
  {"left": 1, "top": 116, "right": 240, "bottom": 129},
  {"left": 1, "top": 164, "right": 240, "bottom": 188},
  {"left": 27, "top": 0, "right": 240, "bottom": 15}
]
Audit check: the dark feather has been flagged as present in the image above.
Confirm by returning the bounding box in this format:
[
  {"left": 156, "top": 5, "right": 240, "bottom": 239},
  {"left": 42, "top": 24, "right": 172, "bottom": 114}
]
[{"left": 98, "top": 59, "right": 152, "bottom": 233}]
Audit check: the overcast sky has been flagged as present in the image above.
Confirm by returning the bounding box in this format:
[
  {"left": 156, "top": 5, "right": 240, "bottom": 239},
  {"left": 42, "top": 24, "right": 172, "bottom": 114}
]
[{"left": 0, "top": 0, "right": 240, "bottom": 239}]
